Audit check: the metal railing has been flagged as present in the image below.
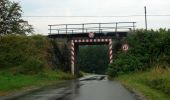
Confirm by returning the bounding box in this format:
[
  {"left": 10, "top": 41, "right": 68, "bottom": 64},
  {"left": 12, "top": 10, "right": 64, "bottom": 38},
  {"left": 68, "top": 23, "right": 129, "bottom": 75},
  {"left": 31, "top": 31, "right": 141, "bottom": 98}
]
[{"left": 48, "top": 22, "right": 136, "bottom": 35}]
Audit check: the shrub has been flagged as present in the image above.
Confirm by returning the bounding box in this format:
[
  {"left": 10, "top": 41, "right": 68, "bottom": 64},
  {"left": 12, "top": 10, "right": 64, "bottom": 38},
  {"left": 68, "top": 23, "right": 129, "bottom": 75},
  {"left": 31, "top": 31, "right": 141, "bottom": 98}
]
[
  {"left": 108, "top": 53, "right": 143, "bottom": 77},
  {"left": 18, "top": 57, "right": 44, "bottom": 74},
  {"left": 108, "top": 29, "right": 170, "bottom": 77},
  {"left": 0, "top": 35, "right": 53, "bottom": 74}
]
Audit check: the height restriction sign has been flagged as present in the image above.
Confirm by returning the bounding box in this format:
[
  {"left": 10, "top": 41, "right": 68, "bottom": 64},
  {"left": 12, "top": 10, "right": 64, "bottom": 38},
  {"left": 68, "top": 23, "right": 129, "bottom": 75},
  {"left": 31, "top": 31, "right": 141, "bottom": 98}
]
[{"left": 122, "top": 43, "right": 129, "bottom": 52}]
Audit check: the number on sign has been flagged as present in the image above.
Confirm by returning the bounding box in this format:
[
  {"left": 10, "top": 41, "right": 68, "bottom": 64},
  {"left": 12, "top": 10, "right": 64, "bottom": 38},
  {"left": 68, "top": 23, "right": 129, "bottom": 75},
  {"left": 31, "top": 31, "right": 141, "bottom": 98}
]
[{"left": 122, "top": 44, "right": 129, "bottom": 52}]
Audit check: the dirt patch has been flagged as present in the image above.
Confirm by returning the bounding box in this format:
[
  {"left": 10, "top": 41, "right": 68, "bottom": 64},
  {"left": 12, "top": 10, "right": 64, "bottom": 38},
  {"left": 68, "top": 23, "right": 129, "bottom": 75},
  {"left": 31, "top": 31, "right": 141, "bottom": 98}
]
[{"left": 0, "top": 92, "right": 9, "bottom": 96}]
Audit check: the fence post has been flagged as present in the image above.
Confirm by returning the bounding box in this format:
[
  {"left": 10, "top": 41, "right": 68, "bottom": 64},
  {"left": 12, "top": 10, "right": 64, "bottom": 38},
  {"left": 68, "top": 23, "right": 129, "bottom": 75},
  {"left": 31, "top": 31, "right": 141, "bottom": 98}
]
[
  {"left": 72, "top": 30, "right": 73, "bottom": 34},
  {"left": 115, "top": 23, "right": 118, "bottom": 32},
  {"left": 133, "top": 22, "right": 135, "bottom": 31},
  {"left": 58, "top": 30, "right": 59, "bottom": 34},
  {"left": 49, "top": 25, "right": 51, "bottom": 34},
  {"left": 66, "top": 24, "right": 68, "bottom": 34},
  {"left": 82, "top": 24, "right": 84, "bottom": 33},
  {"left": 99, "top": 23, "right": 101, "bottom": 33}
]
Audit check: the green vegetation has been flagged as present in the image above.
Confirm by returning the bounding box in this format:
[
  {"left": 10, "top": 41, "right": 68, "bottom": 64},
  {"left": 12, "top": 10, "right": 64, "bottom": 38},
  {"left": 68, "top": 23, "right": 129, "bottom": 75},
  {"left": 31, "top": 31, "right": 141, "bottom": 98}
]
[
  {"left": 0, "top": 70, "right": 73, "bottom": 96},
  {"left": 0, "top": 0, "right": 72, "bottom": 96},
  {"left": 0, "top": 0, "right": 73, "bottom": 94},
  {"left": 0, "top": 0, "right": 33, "bottom": 35},
  {"left": 0, "top": 35, "right": 54, "bottom": 74},
  {"left": 77, "top": 45, "right": 109, "bottom": 74},
  {"left": 0, "top": 35, "right": 73, "bottom": 95},
  {"left": 107, "top": 29, "right": 170, "bottom": 99},
  {"left": 116, "top": 67, "right": 170, "bottom": 100},
  {"left": 108, "top": 29, "right": 170, "bottom": 77}
]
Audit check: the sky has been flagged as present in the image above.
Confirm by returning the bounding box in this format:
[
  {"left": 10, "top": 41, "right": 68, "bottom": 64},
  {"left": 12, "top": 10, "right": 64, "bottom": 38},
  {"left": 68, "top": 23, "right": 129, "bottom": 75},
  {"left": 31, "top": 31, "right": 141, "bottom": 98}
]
[{"left": 11, "top": 0, "right": 170, "bottom": 34}]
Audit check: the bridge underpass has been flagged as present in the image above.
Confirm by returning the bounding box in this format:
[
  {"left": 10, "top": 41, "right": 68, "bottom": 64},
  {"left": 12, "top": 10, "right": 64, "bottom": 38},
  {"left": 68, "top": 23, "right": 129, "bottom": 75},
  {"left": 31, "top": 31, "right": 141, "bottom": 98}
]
[
  {"left": 48, "top": 22, "right": 136, "bottom": 75},
  {"left": 77, "top": 45, "right": 109, "bottom": 74}
]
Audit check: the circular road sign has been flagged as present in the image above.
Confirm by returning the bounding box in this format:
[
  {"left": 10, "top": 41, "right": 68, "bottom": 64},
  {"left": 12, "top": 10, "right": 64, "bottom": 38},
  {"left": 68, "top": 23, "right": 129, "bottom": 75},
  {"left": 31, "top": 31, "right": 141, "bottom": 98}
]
[
  {"left": 88, "top": 32, "right": 95, "bottom": 38},
  {"left": 122, "top": 43, "right": 129, "bottom": 51}
]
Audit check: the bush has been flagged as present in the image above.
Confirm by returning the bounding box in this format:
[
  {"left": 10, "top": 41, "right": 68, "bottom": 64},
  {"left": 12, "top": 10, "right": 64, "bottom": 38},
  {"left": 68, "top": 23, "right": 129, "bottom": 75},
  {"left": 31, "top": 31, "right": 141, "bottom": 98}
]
[
  {"left": 108, "top": 54, "right": 142, "bottom": 77},
  {"left": 108, "top": 29, "right": 170, "bottom": 77},
  {"left": 18, "top": 57, "right": 44, "bottom": 74},
  {"left": 0, "top": 35, "right": 53, "bottom": 74}
]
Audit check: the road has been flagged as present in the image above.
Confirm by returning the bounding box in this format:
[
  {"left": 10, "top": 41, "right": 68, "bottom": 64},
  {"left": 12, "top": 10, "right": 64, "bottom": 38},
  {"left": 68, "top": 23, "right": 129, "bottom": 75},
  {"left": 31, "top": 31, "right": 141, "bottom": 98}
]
[{"left": 8, "top": 75, "right": 136, "bottom": 100}]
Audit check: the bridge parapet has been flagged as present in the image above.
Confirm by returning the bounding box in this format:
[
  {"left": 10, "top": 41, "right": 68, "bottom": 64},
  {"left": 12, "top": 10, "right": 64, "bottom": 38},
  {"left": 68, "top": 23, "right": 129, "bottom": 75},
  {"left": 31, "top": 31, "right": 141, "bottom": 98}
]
[{"left": 48, "top": 22, "right": 136, "bottom": 35}]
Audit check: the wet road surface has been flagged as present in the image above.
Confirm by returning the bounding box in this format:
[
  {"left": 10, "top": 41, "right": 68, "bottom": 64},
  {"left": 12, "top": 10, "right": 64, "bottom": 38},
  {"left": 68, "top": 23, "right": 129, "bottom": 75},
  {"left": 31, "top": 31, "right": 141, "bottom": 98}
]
[{"left": 8, "top": 75, "right": 136, "bottom": 100}]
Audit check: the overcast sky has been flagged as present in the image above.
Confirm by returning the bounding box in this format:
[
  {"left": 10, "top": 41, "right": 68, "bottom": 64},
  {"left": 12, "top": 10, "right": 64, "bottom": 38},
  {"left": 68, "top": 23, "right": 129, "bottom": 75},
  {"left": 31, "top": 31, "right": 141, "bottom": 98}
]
[{"left": 12, "top": 0, "right": 170, "bottom": 34}]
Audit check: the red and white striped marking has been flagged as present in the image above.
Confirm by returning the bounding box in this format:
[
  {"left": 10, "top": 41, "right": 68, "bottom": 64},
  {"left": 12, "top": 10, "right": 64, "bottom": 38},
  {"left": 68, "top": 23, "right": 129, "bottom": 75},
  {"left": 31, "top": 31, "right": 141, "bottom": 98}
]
[
  {"left": 70, "top": 40, "right": 75, "bottom": 74},
  {"left": 109, "top": 39, "right": 113, "bottom": 63},
  {"left": 73, "top": 38, "right": 110, "bottom": 43},
  {"left": 70, "top": 38, "right": 113, "bottom": 74}
]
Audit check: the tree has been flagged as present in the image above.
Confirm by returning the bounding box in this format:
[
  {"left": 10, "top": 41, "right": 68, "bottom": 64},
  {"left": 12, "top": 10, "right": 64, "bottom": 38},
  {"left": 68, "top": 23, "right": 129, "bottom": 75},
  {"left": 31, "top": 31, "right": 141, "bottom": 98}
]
[{"left": 0, "top": 0, "right": 33, "bottom": 35}]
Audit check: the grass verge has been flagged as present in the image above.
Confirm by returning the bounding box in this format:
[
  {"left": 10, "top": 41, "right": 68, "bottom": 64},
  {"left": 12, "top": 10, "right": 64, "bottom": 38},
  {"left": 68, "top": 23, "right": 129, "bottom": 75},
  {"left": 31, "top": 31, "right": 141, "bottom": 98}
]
[
  {"left": 116, "top": 67, "right": 170, "bottom": 100},
  {"left": 0, "top": 70, "right": 74, "bottom": 96}
]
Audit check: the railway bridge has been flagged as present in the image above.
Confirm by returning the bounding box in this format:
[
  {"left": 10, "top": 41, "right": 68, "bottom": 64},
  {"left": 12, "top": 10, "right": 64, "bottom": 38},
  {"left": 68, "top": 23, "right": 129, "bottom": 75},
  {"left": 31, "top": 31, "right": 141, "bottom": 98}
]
[{"left": 48, "top": 22, "right": 136, "bottom": 75}]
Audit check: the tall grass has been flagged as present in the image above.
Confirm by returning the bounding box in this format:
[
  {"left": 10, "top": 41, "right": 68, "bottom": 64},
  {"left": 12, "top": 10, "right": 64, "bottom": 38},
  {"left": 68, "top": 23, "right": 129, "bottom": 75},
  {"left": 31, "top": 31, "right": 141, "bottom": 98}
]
[
  {"left": 116, "top": 67, "right": 170, "bottom": 100},
  {"left": 145, "top": 67, "right": 170, "bottom": 94}
]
